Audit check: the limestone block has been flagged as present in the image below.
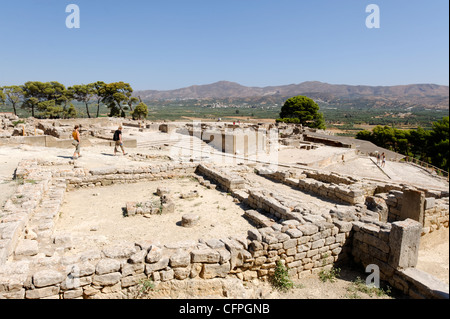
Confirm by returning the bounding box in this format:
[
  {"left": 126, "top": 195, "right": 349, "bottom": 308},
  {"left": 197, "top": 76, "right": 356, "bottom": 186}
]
[
  {"left": 181, "top": 214, "right": 200, "bottom": 227},
  {"left": 15, "top": 239, "right": 39, "bottom": 257},
  {"left": 262, "top": 235, "right": 278, "bottom": 245},
  {"left": 285, "top": 228, "right": 303, "bottom": 238},
  {"left": 33, "top": 270, "right": 65, "bottom": 288},
  {"left": 121, "top": 263, "right": 145, "bottom": 277},
  {"left": 200, "top": 262, "right": 230, "bottom": 279},
  {"left": 63, "top": 288, "right": 83, "bottom": 299},
  {"left": 297, "top": 224, "right": 319, "bottom": 236},
  {"left": 325, "top": 236, "right": 336, "bottom": 246},
  {"left": 365, "top": 196, "right": 388, "bottom": 222},
  {"left": 145, "top": 258, "right": 170, "bottom": 273},
  {"left": 311, "top": 238, "right": 325, "bottom": 249},
  {"left": 156, "top": 187, "right": 171, "bottom": 196},
  {"left": 400, "top": 189, "right": 425, "bottom": 224},
  {"left": 274, "top": 232, "right": 290, "bottom": 243},
  {"left": 25, "top": 286, "right": 60, "bottom": 299},
  {"left": 283, "top": 239, "right": 298, "bottom": 250},
  {"left": 400, "top": 267, "right": 449, "bottom": 299},
  {"left": 424, "top": 197, "right": 436, "bottom": 210},
  {"left": 73, "top": 261, "right": 96, "bottom": 277},
  {"left": 389, "top": 219, "right": 422, "bottom": 269},
  {"left": 96, "top": 259, "right": 121, "bottom": 275},
  {"left": 126, "top": 202, "right": 137, "bottom": 216},
  {"left": 128, "top": 249, "right": 147, "bottom": 264},
  {"left": 173, "top": 267, "right": 191, "bottom": 280},
  {"left": 191, "top": 249, "right": 220, "bottom": 264},
  {"left": 102, "top": 242, "right": 136, "bottom": 259},
  {"left": 92, "top": 272, "right": 122, "bottom": 286},
  {"left": 146, "top": 246, "right": 162, "bottom": 263},
  {"left": 170, "top": 252, "right": 191, "bottom": 268},
  {"left": 161, "top": 198, "right": 175, "bottom": 214},
  {"left": 160, "top": 269, "right": 174, "bottom": 282}
]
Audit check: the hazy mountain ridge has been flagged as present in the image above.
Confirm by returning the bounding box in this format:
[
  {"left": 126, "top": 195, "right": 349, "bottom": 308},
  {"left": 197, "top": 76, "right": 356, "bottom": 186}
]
[{"left": 134, "top": 81, "right": 449, "bottom": 109}]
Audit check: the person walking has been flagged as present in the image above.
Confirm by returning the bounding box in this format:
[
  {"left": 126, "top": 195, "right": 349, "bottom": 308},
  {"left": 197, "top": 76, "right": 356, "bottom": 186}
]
[
  {"left": 113, "top": 125, "right": 127, "bottom": 156},
  {"left": 72, "top": 125, "right": 81, "bottom": 160},
  {"left": 381, "top": 152, "right": 386, "bottom": 168}
]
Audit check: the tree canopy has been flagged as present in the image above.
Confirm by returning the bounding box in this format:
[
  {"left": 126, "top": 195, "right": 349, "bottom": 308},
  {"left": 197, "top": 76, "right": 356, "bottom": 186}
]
[
  {"left": 278, "top": 96, "right": 326, "bottom": 129},
  {"left": 0, "top": 89, "right": 6, "bottom": 106},
  {"left": 1, "top": 80, "right": 146, "bottom": 120},
  {"left": 356, "top": 116, "right": 449, "bottom": 171},
  {"left": 2, "top": 85, "right": 24, "bottom": 116},
  {"left": 69, "top": 84, "right": 95, "bottom": 118},
  {"left": 101, "top": 82, "right": 133, "bottom": 117},
  {"left": 131, "top": 102, "right": 149, "bottom": 120},
  {"left": 22, "top": 81, "right": 68, "bottom": 118}
]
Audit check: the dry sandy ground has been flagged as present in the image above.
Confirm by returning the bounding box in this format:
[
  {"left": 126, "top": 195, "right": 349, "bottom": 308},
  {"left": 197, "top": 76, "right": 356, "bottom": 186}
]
[
  {"left": 56, "top": 179, "right": 254, "bottom": 254},
  {"left": 417, "top": 228, "right": 449, "bottom": 284}
]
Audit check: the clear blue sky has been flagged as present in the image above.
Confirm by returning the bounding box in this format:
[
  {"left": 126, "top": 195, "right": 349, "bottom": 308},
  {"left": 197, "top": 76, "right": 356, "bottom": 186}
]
[{"left": 0, "top": 0, "right": 448, "bottom": 90}]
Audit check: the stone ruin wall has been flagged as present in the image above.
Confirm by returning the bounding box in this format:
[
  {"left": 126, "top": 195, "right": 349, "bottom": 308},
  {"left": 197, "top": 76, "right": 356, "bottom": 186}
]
[
  {"left": 260, "top": 167, "right": 449, "bottom": 231},
  {"left": 0, "top": 160, "right": 448, "bottom": 299}
]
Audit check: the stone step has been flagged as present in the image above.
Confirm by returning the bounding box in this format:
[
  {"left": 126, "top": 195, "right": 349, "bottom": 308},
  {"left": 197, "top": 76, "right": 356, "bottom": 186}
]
[{"left": 244, "top": 210, "right": 275, "bottom": 228}]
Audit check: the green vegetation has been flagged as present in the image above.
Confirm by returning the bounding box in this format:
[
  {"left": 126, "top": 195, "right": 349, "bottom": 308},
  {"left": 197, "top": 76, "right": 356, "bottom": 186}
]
[
  {"left": 131, "top": 102, "right": 149, "bottom": 120},
  {"left": 0, "top": 89, "right": 5, "bottom": 107},
  {"left": 356, "top": 116, "right": 449, "bottom": 171},
  {"left": 101, "top": 82, "right": 133, "bottom": 117},
  {"left": 1, "top": 85, "right": 24, "bottom": 116},
  {"left": 138, "top": 278, "right": 155, "bottom": 295},
  {"left": 277, "top": 96, "right": 326, "bottom": 129},
  {"left": 69, "top": 84, "right": 96, "bottom": 118},
  {"left": 0, "top": 81, "right": 136, "bottom": 119},
  {"left": 12, "top": 119, "right": 25, "bottom": 127},
  {"left": 346, "top": 277, "right": 391, "bottom": 299},
  {"left": 270, "top": 260, "right": 295, "bottom": 292},
  {"left": 318, "top": 266, "right": 341, "bottom": 283}
]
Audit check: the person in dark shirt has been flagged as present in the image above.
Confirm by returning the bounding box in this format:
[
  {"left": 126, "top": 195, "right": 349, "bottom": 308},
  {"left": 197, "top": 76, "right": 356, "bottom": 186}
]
[{"left": 113, "top": 125, "right": 127, "bottom": 156}]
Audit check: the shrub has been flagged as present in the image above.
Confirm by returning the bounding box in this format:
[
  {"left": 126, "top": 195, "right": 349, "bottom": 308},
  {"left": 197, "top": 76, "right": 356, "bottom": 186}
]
[{"left": 271, "top": 260, "right": 294, "bottom": 292}]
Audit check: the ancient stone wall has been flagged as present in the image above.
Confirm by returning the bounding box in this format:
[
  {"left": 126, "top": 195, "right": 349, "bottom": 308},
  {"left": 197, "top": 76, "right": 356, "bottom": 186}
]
[
  {"left": 257, "top": 167, "right": 449, "bottom": 236},
  {"left": 196, "top": 164, "right": 245, "bottom": 192},
  {"left": 0, "top": 160, "right": 448, "bottom": 299},
  {"left": 379, "top": 189, "right": 449, "bottom": 234},
  {"left": 258, "top": 168, "right": 372, "bottom": 205}
]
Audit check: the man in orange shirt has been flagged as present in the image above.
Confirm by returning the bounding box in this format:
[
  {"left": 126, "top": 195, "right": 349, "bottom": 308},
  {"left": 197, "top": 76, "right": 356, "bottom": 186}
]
[{"left": 72, "top": 125, "right": 81, "bottom": 159}]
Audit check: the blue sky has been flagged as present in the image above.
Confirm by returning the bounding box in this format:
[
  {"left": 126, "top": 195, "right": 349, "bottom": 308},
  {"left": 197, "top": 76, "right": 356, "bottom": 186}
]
[{"left": 0, "top": 0, "right": 448, "bottom": 90}]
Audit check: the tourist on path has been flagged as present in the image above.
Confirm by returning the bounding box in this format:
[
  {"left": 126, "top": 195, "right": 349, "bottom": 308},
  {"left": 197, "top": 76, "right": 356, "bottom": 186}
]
[
  {"left": 381, "top": 152, "right": 386, "bottom": 168},
  {"left": 113, "top": 125, "right": 127, "bottom": 156},
  {"left": 72, "top": 125, "right": 81, "bottom": 160}
]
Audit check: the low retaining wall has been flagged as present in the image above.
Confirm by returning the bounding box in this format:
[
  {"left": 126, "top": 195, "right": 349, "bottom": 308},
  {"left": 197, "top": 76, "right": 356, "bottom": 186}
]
[
  {"left": 352, "top": 219, "right": 448, "bottom": 299},
  {"left": 258, "top": 168, "right": 372, "bottom": 205},
  {"left": 196, "top": 164, "right": 245, "bottom": 192},
  {"left": 257, "top": 167, "right": 449, "bottom": 235}
]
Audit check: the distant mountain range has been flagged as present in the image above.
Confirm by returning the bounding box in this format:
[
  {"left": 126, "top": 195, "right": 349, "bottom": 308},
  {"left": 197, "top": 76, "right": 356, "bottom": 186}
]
[{"left": 134, "top": 81, "right": 449, "bottom": 109}]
